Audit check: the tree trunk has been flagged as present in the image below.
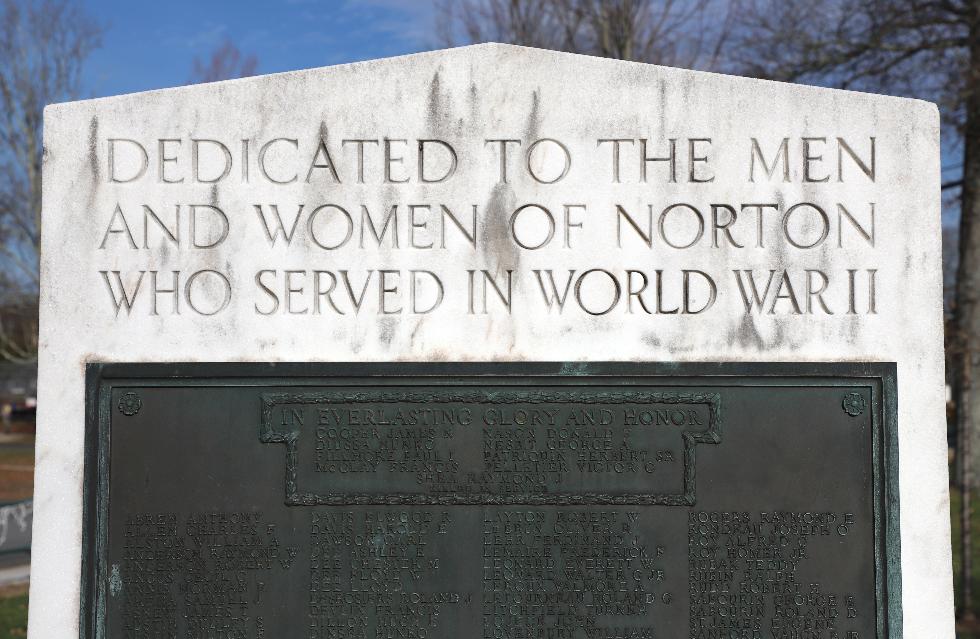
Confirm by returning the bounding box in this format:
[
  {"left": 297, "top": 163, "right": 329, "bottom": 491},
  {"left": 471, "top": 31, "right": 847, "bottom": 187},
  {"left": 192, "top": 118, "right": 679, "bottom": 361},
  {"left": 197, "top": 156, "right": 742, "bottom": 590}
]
[{"left": 955, "top": 0, "right": 980, "bottom": 620}]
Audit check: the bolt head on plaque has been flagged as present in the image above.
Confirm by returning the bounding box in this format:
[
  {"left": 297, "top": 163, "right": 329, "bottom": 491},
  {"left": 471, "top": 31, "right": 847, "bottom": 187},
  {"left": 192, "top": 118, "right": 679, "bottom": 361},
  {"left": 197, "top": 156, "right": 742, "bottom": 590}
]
[
  {"left": 842, "top": 392, "right": 866, "bottom": 417},
  {"left": 117, "top": 392, "right": 142, "bottom": 417}
]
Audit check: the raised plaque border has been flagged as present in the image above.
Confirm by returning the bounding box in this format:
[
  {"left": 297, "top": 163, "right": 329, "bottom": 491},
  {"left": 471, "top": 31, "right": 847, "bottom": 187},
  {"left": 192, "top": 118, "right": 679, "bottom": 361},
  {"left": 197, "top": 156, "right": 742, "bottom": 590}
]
[
  {"left": 79, "top": 362, "right": 901, "bottom": 639},
  {"left": 260, "top": 388, "right": 721, "bottom": 506}
]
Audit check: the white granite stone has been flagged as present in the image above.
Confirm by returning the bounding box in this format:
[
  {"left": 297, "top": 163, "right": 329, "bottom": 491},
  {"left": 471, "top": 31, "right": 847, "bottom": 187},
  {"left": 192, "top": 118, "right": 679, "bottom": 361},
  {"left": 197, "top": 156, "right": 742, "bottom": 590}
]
[{"left": 35, "top": 44, "right": 947, "bottom": 636}]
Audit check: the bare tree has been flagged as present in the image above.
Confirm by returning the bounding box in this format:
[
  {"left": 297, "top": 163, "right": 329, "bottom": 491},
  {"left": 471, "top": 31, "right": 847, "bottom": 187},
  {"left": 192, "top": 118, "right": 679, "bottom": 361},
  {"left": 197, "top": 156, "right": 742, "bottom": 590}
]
[
  {"left": 0, "top": 285, "right": 38, "bottom": 361},
  {"left": 731, "top": 0, "right": 977, "bottom": 621},
  {"left": 436, "top": 0, "right": 735, "bottom": 69},
  {"left": 189, "top": 39, "right": 259, "bottom": 84},
  {"left": 0, "top": 0, "right": 102, "bottom": 361}
]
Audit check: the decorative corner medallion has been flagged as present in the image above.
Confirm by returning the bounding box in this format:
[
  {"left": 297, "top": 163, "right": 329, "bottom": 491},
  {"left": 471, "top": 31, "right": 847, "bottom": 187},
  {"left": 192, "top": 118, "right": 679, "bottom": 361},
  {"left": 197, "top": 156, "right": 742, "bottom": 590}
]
[
  {"left": 118, "top": 392, "right": 142, "bottom": 417},
  {"left": 841, "top": 392, "right": 866, "bottom": 417}
]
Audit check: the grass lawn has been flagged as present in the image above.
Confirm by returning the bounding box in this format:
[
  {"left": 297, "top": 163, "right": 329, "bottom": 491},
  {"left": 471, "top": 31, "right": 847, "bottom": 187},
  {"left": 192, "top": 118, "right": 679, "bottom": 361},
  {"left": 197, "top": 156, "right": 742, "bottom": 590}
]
[
  {"left": 0, "top": 585, "right": 28, "bottom": 637},
  {"left": 952, "top": 484, "right": 980, "bottom": 637},
  {"left": 0, "top": 436, "right": 34, "bottom": 634}
]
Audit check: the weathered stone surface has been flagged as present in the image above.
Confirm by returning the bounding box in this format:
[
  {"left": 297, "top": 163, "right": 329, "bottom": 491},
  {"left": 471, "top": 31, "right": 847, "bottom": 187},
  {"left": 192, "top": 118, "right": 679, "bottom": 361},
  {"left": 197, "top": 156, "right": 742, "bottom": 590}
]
[{"left": 36, "top": 43, "right": 947, "bottom": 636}]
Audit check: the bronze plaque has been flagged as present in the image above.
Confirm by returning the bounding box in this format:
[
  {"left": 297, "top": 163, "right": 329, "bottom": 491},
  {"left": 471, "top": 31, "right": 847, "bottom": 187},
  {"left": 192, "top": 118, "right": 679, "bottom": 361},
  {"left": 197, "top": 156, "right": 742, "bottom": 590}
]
[{"left": 81, "top": 363, "right": 900, "bottom": 638}]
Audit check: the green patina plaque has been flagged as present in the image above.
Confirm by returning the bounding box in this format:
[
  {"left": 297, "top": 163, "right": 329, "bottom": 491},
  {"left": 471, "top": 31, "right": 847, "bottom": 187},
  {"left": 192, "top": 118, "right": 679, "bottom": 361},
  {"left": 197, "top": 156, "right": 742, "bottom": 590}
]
[{"left": 80, "top": 362, "right": 900, "bottom": 638}]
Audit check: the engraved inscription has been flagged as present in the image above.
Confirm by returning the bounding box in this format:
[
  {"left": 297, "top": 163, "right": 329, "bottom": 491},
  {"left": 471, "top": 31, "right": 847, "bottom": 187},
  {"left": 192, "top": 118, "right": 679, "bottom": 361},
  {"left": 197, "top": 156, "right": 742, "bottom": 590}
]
[
  {"left": 260, "top": 390, "right": 722, "bottom": 505},
  {"left": 96, "top": 132, "right": 881, "bottom": 319}
]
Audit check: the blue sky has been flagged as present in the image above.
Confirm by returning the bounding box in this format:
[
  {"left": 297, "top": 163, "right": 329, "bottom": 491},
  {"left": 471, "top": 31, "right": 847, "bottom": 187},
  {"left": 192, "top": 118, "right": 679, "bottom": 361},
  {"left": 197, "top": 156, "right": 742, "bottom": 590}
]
[{"left": 82, "top": 0, "right": 437, "bottom": 98}]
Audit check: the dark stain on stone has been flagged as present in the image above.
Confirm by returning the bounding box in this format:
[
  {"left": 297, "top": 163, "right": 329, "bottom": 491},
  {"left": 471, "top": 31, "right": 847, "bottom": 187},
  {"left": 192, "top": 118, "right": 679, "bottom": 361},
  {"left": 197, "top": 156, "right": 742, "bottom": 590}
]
[
  {"left": 409, "top": 317, "right": 425, "bottom": 346},
  {"left": 350, "top": 335, "right": 364, "bottom": 355},
  {"left": 769, "top": 320, "right": 795, "bottom": 350},
  {"left": 465, "top": 76, "right": 480, "bottom": 130},
  {"left": 158, "top": 233, "right": 171, "bottom": 262},
  {"left": 426, "top": 71, "right": 448, "bottom": 133},
  {"left": 88, "top": 115, "right": 100, "bottom": 182},
  {"left": 525, "top": 90, "right": 541, "bottom": 142},
  {"left": 730, "top": 314, "right": 766, "bottom": 351},
  {"left": 657, "top": 82, "right": 667, "bottom": 130},
  {"left": 378, "top": 317, "right": 398, "bottom": 348},
  {"left": 209, "top": 183, "right": 219, "bottom": 208},
  {"left": 318, "top": 121, "right": 331, "bottom": 166},
  {"left": 482, "top": 183, "right": 519, "bottom": 272}
]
